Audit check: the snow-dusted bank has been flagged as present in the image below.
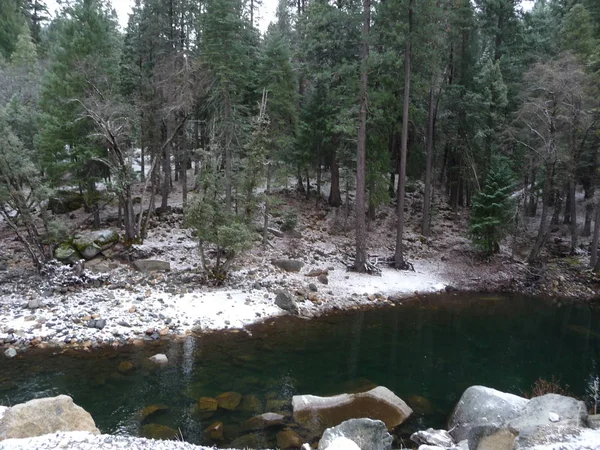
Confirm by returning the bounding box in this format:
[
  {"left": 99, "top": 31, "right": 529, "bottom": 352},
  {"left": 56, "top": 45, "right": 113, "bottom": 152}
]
[
  {"left": 0, "top": 257, "right": 449, "bottom": 354},
  {"left": 0, "top": 431, "right": 228, "bottom": 450}
]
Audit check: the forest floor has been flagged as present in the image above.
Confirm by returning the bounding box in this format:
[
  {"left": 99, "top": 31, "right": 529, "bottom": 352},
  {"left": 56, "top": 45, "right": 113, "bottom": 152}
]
[{"left": 1, "top": 176, "right": 599, "bottom": 353}]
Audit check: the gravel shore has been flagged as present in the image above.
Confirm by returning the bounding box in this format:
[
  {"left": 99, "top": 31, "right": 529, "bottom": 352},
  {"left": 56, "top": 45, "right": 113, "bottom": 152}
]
[{"left": 0, "top": 431, "right": 240, "bottom": 450}]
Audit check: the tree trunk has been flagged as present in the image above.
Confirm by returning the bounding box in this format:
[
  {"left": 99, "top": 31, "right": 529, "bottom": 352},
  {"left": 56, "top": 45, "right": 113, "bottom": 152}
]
[
  {"left": 591, "top": 203, "right": 600, "bottom": 269},
  {"left": 584, "top": 202, "right": 593, "bottom": 237},
  {"left": 568, "top": 179, "right": 577, "bottom": 252},
  {"left": 422, "top": 85, "right": 436, "bottom": 237},
  {"left": 394, "top": 0, "right": 412, "bottom": 269},
  {"left": 263, "top": 163, "right": 271, "bottom": 248},
  {"left": 550, "top": 191, "right": 561, "bottom": 225},
  {"left": 161, "top": 123, "right": 170, "bottom": 210},
  {"left": 329, "top": 154, "right": 342, "bottom": 207},
  {"left": 528, "top": 163, "right": 554, "bottom": 263},
  {"left": 353, "top": 0, "right": 370, "bottom": 272}
]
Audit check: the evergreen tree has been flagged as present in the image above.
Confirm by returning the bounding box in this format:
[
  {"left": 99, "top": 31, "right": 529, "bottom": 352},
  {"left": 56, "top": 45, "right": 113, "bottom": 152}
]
[
  {"left": 38, "top": 0, "right": 121, "bottom": 226},
  {"left": 469, "top": 157, "right": 515, "bottom": 255}
]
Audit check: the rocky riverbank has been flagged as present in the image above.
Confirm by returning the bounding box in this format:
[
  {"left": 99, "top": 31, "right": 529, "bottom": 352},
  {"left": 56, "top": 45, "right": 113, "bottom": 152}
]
[
  {"left": 1, "top": 188, "right": 600, "bottom": 356},
  {"left": 2, "top": 385, "right": 600, "bottom": 450}
]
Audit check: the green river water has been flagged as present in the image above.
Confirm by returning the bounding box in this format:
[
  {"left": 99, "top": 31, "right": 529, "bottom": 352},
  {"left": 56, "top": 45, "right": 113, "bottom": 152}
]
[{"left": 1, "top": 293, "right": 600, "bottom": 447}]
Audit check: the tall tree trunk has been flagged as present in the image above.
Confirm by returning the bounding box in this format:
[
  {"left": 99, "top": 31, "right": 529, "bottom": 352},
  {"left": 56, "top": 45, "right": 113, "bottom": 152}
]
[
  {"left": 329, "top": 154, "right": 342, "bottom": 207},
  {"left": 568, "top": 179, "right": 577, "bottom": 252},
  {"left": 353, "top": 0, "right": 370, "bottom": 272},
  {"left": 394, "top": 0, "right": 412, "bottom": 269},
  {"left": 584, "top": 202, "right": 593, "bottom": 237},
  {"left": 263, "top": 163, "right": 271, "bottom": 248},
  {"left": 161, "top": 123, "right": 171, "bottom": 209},
  {"left": 591, "top": 202, "right": 600, "bottom": 269},
  {"left": 529, "top": 163, "right": 554, "bottom": 263},
  {"left": 422, "top": 84, "right": 436, "bottom": 237}
]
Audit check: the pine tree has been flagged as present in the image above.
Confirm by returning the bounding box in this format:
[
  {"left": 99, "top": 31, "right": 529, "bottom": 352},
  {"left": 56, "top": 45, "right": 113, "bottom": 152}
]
[{"left": 469, "top": 157, "right": 515, "bottom": 255}]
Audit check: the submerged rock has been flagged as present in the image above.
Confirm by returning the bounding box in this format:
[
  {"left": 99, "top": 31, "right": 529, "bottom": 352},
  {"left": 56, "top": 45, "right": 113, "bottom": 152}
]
[
  {"left": 139, "top": 423, "right": 179, "bottom": 440},
  {"left": 216, "top": 391, "right": 242, "bottom": 410},
  {"left": 277, "top": 428, "right": 305, "bottom": 449},
  {"left": 0, "top": 395, "right": 99, "bottom": 440},
  {"left": 242, "top": 412, "right": 286, "bottom": 431},
  {"left": 204, "top": 421, "right": 224, "bottom": 441},
  {"left": 148, "top": 353, "right": 169, "bottom": 365},
  {"left": 318, "top": 418, "right": 393, "bottom": 450},
  {"left": 198, "top": 397, "right": 218, "bottom": 414},
  {"left": 293, "top": 386, "right": 412, "bottom": 435},
  {"left": 3, "top": 348, "right": 17, "bottom": 358},
  {"left": 117, "top": 361, "right": 135, "bottom": 373},
  {"left": 139, "top": 404, "right": 169, "bottom": 422},
  {"left": 240, "top": 394, "right": 264, "bottom": 414}
]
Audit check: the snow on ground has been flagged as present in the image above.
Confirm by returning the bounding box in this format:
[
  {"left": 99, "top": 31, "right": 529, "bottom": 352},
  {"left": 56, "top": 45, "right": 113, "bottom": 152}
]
[{"left": 0, "top": 431, "right": 231, "bottom": 450}]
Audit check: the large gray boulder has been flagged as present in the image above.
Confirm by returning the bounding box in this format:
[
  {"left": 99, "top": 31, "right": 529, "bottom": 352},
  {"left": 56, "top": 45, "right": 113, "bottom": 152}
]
[
  {"left": 293, "top": 386, "right": 412, "bottom": 436},
  {"left": 271, "top": 259, "right": 304, "bottom": 272},
  {"left": 131, "top": 260, "right": 171, "bottom": 272},
  {"left": 318, "top": 418, "right": 393, "bottom": 450},
  {"left": 448, "top": 386, "right": 529, "bottom": 442},
  {"left": 73, "top": 229, "right": 119, "bottom": 260},
  {"left": 0, "top": 395, "right": 100, "bottom": 440},
  {"left": 514, "top": 424, "right": 600, "bottom": 449},
  {"left": 507, "top": 393, "right": 587, "bottom": 436}
]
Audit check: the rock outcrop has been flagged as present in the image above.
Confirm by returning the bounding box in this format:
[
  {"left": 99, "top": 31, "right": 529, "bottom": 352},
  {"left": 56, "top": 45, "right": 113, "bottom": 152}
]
[
  {"left": 293, "top": 386, "right": 412, "bottom": 435},
  {"left": 0, "top": 395, "right": 99, "bottom": 440}
]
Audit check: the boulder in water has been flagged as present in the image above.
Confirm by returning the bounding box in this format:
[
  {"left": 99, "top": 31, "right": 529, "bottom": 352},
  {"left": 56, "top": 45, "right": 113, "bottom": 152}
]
[
  {"left": 293, "top": 386, "right": 412, "bottom": 435},
  {"left": 216, "top": 391, "right": 242, "bottom": 410}
]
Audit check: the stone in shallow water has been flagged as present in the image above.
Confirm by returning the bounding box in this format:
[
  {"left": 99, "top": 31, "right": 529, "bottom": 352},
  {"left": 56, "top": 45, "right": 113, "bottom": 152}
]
[
  {"left": 204, "top": 421, "right": 224, "bottom": 441},
  {"left": 117, "top": 361, "right": 134, "bottom": 373},
  {"left": 139, "top": 404, "right": 169, "bottom": 422},
  {"left": 293, "top": 386, "right": 412, "bottom": 435},
  {"left": 240, "top": 394, "right": 264, "bottom": 414},
  {"left": 276, "top": 428, "right": 304, "bottom": 449},
  {"left": 242, "top": 412, "right": 286, "bottom": 431},
  {"left": 148, "top": 353, "right": 168, "bottom": 365},
  {"left": 139, "top": 423, "right": 179, "bottom": 440},
  {"left": 3, "top": 348, "right": 16, "bottom": 358},
  {"left": 198, "top": 397, "right": 218, "bottom": 413},
  {"left": 216, "top": 391, "right": 242, "bottom": 410}
]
